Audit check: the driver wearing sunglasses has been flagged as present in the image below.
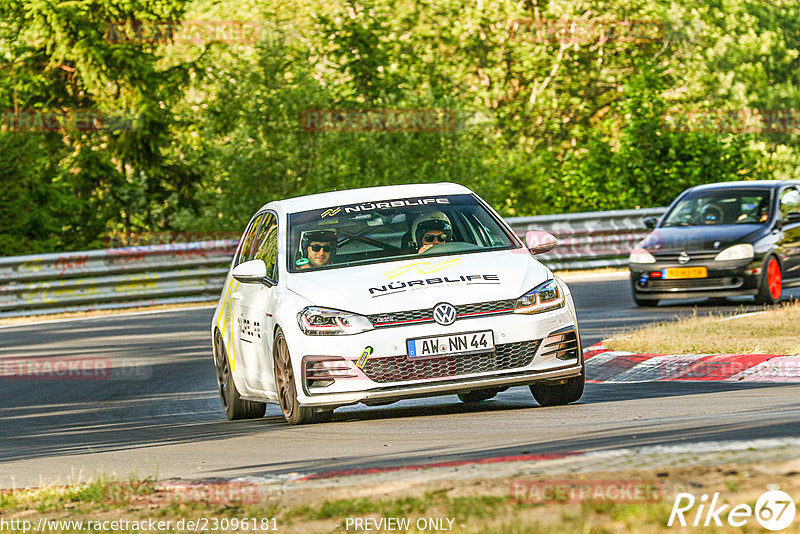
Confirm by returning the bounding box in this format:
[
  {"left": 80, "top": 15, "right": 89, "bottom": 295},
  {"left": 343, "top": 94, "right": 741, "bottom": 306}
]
[
  {"left": 298, "top": 230, "right": 337, "bottom": 269},
  {"left": 412, "top": 211, "right": 453, "bottom": 254}
]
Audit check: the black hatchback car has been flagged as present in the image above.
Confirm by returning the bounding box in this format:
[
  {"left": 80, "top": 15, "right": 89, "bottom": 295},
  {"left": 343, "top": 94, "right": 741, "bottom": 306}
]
[{"left": 629, "top": 180, "right": 800, "bottom": 306}]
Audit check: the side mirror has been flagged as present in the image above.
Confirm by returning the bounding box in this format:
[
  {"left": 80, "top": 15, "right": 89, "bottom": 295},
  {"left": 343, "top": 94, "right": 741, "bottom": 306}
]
[
  {"left": 232, "top": 259, "right": 275, "bottom": 286},
  {"left": 643, "top": 216, "right": 658, "bottom": 230},
  {"left": 525, "top": 230, "right": 558, "bottom": 255},
  {"left": 786, "top": 212, "right": 800, "bottom": 224}
]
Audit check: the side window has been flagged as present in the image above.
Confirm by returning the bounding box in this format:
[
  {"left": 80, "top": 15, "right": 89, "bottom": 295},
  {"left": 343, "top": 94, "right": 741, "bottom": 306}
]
[
  {"left": 234, "top": 213, "right": 266, "bottom": 267},
  {"left": 780, "top": 188, "right": 800, "bottom": 219},
  {"left": 253, "top": 213, "right": 279, "bottom": 279}
]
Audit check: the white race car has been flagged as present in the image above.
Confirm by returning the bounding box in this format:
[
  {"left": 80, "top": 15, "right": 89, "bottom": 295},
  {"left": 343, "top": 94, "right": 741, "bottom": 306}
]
[{"left": 211, "top": 183, "right": 584, "bottom": 424}]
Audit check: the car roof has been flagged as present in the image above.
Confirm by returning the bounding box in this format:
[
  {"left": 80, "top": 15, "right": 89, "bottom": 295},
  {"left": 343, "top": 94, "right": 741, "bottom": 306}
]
[
  {"left": 688, "top": 180, "right": 800, "bottom": 192},
  {"left": 260, "top": 182, "right": 475, "bottom": 214}
]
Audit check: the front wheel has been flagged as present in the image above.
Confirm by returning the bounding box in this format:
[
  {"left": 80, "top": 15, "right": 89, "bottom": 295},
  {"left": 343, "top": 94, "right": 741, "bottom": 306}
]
[
  {"left": 273, "top": 328, "right": 333, "bottom": 425},
  {"left": 755, "top": 257, "right": 782, "bottom": 305},
  {"left": 530, "top": 371, "right": 585, "bottom": 407},
  {"left": 214, "top": 333, "right": 266, "bottom": 420}
]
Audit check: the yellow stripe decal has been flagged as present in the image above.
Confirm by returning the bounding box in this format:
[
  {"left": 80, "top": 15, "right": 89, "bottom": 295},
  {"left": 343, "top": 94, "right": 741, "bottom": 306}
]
[{"left": 384, "top": 258, "right": 462, "bottom": 279}]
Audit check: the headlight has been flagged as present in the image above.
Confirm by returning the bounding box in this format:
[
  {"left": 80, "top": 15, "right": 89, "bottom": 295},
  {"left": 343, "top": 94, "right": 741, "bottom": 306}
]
[
  {"left": 629, "top": 247, "right": 656, "bottom": 264},
  {"left": 514, "top": 279, "right": 565, "bottom": 314},
  {"left": 297, "top": 307, "right": 374, "bottom": 335},
  {"left": 714, "top": 244, "right": 754, "bottom": 261}
]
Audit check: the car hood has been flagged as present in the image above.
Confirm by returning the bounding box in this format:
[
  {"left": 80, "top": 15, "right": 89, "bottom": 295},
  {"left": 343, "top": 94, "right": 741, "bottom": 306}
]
[
  {"left": 640, "top": 225, "right": 763, "bottom": 253},
  {"left": 285, "top": 249, "right": 549, "bottom": 314}
]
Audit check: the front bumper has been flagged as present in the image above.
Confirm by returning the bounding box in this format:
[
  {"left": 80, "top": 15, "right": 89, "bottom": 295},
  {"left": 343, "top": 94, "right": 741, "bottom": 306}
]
[
  {"left": 288, "top": 305, "right": 582, "bottom": 408},
  {"left": 629, "top": 257, "right": 761, "bottom": 300},
  {"left": 299, "top": 362, "right": 582, "bottom": 407}
]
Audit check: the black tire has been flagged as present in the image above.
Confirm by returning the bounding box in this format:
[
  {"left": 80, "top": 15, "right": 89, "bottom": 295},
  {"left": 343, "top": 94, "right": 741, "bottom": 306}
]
[
  {"left": 273, "top": 328, "right": 332, "bottom": 425},
  {"left": 214, "top": 332, "right": 266, "bottom": 420},
  {"left": 633, "top": 295, "right": 659, "bottom": 307},
  {"left": 457, "top": 390, "right": 498, "bottom": 403},
  {"left": 755, "top": 256, "right": 782, "bottom": 305},
  {"left": 530, "top": 371, "right": 585, "bottom": 407}
]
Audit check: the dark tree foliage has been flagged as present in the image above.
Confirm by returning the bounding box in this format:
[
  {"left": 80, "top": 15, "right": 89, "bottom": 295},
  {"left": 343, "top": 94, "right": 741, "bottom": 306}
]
[{"left": 1, "top": 0, "right": 798, "bottom": 254}]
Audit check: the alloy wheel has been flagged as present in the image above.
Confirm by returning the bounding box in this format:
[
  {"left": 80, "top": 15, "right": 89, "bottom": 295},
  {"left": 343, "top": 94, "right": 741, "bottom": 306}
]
[
  {"left": 214, "top": 334, "right": 231, "bottom": 411},
  {"left": 275, "top": 335, "right": 296, "bottom": 419},
  {"left": 768, "top": 258, "right": 782, "bottom": 300}
]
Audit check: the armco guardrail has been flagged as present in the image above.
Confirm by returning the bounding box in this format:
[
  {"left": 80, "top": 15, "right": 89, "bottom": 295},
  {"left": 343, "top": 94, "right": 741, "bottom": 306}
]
[
  {"left": 0, "top": 240, "right": 237, "bottom": 318},
  {"left": 0, "top": 208, "right": 665, "bottom": 317},
  {"left": 507, "top": 207, "right": 666, "bottom": 271}
]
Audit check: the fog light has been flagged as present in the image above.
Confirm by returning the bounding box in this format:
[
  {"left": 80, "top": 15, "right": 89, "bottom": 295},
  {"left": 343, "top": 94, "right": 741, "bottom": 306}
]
[{"left": 303, "top": 356, "right": 357, "bottom": 388}]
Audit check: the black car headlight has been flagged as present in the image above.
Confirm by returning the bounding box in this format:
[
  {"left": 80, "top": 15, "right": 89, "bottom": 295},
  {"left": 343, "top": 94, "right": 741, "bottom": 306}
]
[
  {"left": 297, "top": 307, "right": 374, "bottom": 335},
  {"left": 629, "top": 247, "right": 656, "bottom": 264},
  {"left": 514, "top": 279, "right": 565, "bottom": 314},
  {"left": 714, "top": 244, "right": 754, "bottom": 261}
]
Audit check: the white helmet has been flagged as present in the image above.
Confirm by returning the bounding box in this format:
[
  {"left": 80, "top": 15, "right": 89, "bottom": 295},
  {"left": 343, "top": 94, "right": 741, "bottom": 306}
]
[{"left": 411, "top": 211, "right": 452, "bottom": 247}]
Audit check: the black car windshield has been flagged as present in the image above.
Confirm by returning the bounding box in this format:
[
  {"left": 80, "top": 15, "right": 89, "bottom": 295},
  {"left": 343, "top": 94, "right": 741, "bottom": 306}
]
[
  {"left": 662, "top": 188, "right": 773, "bottom": 227},
  {"left": 287, "top": 194, "right": 519, "bottom": 272}
]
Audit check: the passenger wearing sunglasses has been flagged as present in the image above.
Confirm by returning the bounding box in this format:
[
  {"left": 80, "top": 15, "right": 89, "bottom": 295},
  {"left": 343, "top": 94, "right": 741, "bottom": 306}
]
[
  {"left": 411, "top": 211, "right": 453, "bottom": 254},
  {"left": 298, "top": 230, "right": 337, "bottom": 269}
]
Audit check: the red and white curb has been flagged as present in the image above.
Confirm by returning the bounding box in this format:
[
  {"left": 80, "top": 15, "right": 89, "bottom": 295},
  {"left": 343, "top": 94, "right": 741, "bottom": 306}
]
[
  {"left": 294, "top": 452, "right": 575, "bottom": 481},
  {"left": 584, "top": 344, "right": 800, "bottom": 383}
]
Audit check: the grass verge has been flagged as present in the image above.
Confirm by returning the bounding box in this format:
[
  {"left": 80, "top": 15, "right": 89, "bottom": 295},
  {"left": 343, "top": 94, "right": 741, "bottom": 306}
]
[
  {"left": 605, "top": 301, "right": 800, "bottom": 355},
  {"left": 2, "top": 459, "right": 798, "bottom": 533}
]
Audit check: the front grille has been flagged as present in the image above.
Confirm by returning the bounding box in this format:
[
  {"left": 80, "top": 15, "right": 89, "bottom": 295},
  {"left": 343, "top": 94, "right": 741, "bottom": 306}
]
[
  {"left": 458, "top": 299, "right": 516, "bottom": 316},
  {"left": 369, "top": 309, "right": 432, "bottom": 325},
  {"left": 368, "top": 299, "right": 516, "bottom": 327},
  {"left": 540, "top": 329, "right": 579, "bottom": 360},
  {"left": 646, "top": 277, "right": 741, "bottom": 290},
  {"left": 362, "top": 339, "right": 540, "bottom": 383},
  {"left": 652, "top": 252, "right": 718, "bottom": 262}
]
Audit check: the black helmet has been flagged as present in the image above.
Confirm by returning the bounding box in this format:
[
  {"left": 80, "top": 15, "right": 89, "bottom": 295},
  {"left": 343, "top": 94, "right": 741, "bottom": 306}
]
[{"left": 299, "top": 230, "right": 337, "bottom": 258}]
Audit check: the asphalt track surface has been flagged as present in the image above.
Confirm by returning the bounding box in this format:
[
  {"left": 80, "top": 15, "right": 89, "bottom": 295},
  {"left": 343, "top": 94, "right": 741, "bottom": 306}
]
[{"left": 2, "top": 273, "right": 799, "bottom": 488}]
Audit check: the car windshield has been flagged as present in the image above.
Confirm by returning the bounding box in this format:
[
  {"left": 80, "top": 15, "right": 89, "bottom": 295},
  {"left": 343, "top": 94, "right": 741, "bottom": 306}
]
[
  {"left": 287, "top": 194, "right": 519, "bottom": 272},
  {"left": 661, "top": 188, "right": 772, "bottom": 227}
]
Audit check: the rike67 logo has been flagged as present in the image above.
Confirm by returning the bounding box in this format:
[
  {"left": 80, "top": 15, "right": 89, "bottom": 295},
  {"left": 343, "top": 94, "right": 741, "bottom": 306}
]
[{"left": 669, "top": 489, "right": 796, "bottom": 530}]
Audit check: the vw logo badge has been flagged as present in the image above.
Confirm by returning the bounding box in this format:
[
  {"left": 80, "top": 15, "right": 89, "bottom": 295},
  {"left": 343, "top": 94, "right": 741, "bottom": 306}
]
[
  {"left": 678, "top": 251, "right": 690, "bottom": 264},
  {"left": 433, "top": 303, "right": 457, "bottom": 326}
]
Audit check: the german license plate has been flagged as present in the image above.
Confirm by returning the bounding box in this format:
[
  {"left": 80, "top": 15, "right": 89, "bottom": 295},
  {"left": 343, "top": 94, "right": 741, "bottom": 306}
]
[
  {"left": 664, "top": 267, "right": 708, "bottom": 279},
  {"left": 407, "top": 330, "right": 495, "bottom": 358}
]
